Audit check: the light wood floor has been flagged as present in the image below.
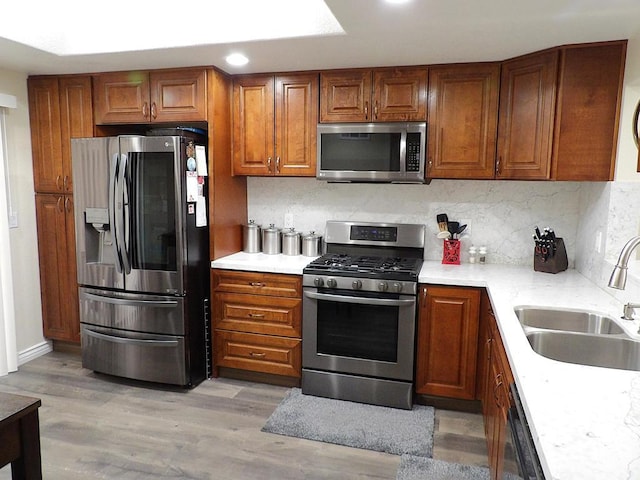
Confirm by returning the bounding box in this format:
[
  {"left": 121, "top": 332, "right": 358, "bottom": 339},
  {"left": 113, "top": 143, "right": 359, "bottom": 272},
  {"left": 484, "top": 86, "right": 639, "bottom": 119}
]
[{"left": 0, "top": 351, "right": 487, "bottom": 479}]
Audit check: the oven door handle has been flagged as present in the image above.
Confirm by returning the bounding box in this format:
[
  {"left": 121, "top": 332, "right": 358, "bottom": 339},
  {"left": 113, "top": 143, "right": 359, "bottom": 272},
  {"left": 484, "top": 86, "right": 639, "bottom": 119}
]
[{"left": 304, "top": 290, "right": 415, "bottom": 307}]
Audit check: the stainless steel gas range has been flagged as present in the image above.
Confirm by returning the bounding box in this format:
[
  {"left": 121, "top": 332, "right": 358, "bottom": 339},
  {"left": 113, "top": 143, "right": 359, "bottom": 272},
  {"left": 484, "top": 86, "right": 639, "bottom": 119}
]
[{"left": 302, "top": 221, "right": 426, "bottom": 410}]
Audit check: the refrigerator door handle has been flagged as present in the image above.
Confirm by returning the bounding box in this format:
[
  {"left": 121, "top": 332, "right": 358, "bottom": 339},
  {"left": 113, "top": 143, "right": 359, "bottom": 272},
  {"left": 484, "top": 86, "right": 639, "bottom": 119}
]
[
  {"left": 81, "top": 290, "right": 179, "bottom": 308},
  {"left": 110, "top": 152, "right": 124, "bottom": 273},
  {"left": 118, "top": 153, "right": 131, "bottom": 274},
  {"left": 84, "top": 328, "right": 179, "bottom": 347}
]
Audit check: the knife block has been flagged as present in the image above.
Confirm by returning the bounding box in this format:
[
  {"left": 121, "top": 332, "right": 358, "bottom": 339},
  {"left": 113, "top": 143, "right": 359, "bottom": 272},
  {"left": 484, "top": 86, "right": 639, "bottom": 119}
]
[{"left": 534, "top": 237, "right": 568, "bottom": 274}]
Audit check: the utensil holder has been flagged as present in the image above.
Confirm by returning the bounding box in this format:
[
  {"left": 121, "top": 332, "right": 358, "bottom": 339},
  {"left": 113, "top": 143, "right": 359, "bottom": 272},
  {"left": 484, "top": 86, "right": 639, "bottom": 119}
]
[
  {"left": 442, "top": 239, "right": 461, "bottom": 265},
  {"left": 534, "top": 237, "right": 568, "bottom": 274}
]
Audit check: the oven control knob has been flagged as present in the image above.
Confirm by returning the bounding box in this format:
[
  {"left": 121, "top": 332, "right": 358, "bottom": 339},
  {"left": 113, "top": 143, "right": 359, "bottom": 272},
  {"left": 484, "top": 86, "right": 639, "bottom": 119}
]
[
  {"left": 352, "top": 280, "right": 362, "bottom": 290},
  {"left": 313, "top": 277, "right": 324, "bottom": 287},
  {"left": 378, "top": 281, "right": 389, "bottom": 292},
  {"left": 391, "top": 282, "right": 403, "bottom": 293},
  {"left": 327, "top": 278, "right": 338, "bottom": 288}
]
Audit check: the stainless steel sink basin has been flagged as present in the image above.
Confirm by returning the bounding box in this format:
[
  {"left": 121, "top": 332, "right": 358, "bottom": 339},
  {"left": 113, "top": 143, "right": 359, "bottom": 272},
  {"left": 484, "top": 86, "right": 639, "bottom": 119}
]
[
  {"left": 514, "top": 306, "right": 625, "bottom": 335},
  {"left": 526, "top": 330, "right": 640, "bottom": 371}
]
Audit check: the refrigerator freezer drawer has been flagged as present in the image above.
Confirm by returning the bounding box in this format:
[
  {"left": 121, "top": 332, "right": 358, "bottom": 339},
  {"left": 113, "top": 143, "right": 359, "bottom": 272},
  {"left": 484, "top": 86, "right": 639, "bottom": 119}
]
[
  {"left": 79, "top": 287, "right": 185, "bottom": 335},
  {"left": 81, "top": 325, "right": 187, "bottom": 386}
]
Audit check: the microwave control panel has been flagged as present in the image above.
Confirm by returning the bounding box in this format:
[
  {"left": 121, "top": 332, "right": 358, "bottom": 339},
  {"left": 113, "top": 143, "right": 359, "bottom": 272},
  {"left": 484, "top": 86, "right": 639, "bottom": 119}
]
[{"left": 406, "top": 132, "right": 421, "bottom": 172}]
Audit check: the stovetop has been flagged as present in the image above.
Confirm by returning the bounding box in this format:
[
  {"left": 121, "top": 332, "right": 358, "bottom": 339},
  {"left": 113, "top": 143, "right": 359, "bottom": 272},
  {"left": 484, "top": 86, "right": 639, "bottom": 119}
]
[{"left": 304, "top": 253, "right": 423, "bottom": 281}]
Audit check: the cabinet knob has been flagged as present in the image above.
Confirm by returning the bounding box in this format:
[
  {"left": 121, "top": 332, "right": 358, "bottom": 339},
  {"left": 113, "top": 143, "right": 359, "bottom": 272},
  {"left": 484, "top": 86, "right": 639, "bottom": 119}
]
[
  {"left": 151, "top": 102, "right": 157, "bottom": 119},
  {"left": 267, "top": 157, "right": 272, "bottom": 172},
  {"left": 364, "top": 101, "right": 369, "bottom": 120},
  {"left": 142, "top": 102, "right": 148, "bottom": 118},
  {"left": 56, "top": 175, "right": 63, "bottom": 191}
]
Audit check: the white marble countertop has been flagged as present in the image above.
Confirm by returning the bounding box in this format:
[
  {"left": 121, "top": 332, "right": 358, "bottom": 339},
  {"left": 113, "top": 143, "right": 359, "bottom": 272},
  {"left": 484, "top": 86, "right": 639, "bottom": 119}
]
[{"left": 211, "top": 253, "right": 640, "bottom": 479}]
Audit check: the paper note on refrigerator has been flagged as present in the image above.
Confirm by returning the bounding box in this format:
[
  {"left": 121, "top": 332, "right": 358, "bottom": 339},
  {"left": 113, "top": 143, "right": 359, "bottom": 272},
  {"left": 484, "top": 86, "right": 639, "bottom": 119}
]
[
  {"left": 196, "top": 195, "right": 207, "bottom": 227},
  {"left": 186, "top": 171, "right": 198, "bottom": 202},
  {"left": 196, "top": 146, "right": 208, "bottom": 176}
]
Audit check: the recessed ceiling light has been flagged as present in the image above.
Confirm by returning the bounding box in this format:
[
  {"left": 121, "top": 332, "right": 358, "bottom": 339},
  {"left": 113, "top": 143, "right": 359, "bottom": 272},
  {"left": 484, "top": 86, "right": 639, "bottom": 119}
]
[
  {"left": 226, "top": 53, "right": 249, "bottom": 66},
  {"left": 385, "top": 0, "right": 412, "bottom": 4}
]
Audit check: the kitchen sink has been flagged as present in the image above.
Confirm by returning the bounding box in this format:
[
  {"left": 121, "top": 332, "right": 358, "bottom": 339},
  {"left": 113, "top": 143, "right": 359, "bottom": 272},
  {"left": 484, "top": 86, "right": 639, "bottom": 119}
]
[
  {"left": 526, "top": 330, "right": 640, "bottom": 371},
  {"left": 514, "top": 306, "right": 625, "bottom": 335}
]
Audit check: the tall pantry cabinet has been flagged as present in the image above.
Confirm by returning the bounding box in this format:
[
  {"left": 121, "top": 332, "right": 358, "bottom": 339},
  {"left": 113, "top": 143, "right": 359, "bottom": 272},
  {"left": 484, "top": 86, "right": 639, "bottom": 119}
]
[{"left": 28, "top": 76, "right": 94, "bottom": 343}]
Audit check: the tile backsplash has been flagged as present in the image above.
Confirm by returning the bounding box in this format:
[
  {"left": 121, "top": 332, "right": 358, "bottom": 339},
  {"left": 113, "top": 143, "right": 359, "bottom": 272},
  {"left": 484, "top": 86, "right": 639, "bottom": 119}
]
[{"left": 247, "top": 177, "right": 583, "bottom": 266}]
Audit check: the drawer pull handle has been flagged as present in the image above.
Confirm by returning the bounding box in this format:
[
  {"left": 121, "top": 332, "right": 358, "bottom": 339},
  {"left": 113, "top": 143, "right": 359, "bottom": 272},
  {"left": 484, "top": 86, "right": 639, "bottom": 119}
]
[
  {"left": 248, "top": 313, "right": 265, "bottom": 318},
  {"left": 249, "top": 352, "right": 266, "bottom": 358},
  {"left": 249, "top": 282, "right": 265, "bottom": 287}
]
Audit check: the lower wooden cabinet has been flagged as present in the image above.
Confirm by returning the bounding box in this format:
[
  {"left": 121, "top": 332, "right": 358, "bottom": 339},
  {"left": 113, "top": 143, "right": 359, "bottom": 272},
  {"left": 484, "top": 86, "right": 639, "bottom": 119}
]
[
  {"left": 214, "top": 330, "right": 301, "bottom": 378},
  {"left": 34, "top": 194, "right": 80, "bottom": 342},
  {"left": 415, "top": 285, "right": 481, "bottom": 399},
  {"left": 478, "top": 290, "right": 516, "bottom": 480},
  {"left": 211, "top": 269, "right": 302, "bottom": 379}
]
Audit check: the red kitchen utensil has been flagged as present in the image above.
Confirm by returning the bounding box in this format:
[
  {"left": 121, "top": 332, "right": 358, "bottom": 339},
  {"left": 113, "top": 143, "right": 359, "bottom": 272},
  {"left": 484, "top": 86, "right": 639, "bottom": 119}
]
[{"left": 442, "top": 239, "right": 461, "bottom": 265}]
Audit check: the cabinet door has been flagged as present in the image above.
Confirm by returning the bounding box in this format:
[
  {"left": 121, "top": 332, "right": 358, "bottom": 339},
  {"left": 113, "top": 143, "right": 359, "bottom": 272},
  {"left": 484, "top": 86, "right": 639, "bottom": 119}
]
[
  {"left": 213, "top": 292, "right": 301, "bottom": 337},
  {"left": 212, "top": 270, "right": 302, "bottom": 298},
  {"left": 275, "top": 73, "right": 318, "bottom": 176},
  {"left": 214, "top": 330, "right": 301, "bottom": 378},
  {"left": 59, "top": 76, "right": 94, "bottom": 192},
  {"left": 373, "top": 67, "right": 427, "bottom": 122},
  {"left": 93, "top": 71, "right": 150, "bottom": 124},
  {"left": 415, "top": 285, "right": 481, "bottom": 399},
  {"left": 497, "top": 50, "right": 558, "bottom": 179},
  {"left": 232, "top": 75, "right": 275, "bottom": 175},
  {"left": 427, "top": 64, "right": 499, "bottom": 179},
  {"left": 552, "top": 42, "right": 625, "bottom": 181},
  {"left": 150, "top": 68, "right": 207, "bottom": 123},
  {"left": 28, "top": 77, "right": 64, "bottom": 193},
  {"left": 320, "top": 70, "right": 372, "bottom": 122},
  {"left": 35, "top": 194, "right": 80, "bottom": 342}
]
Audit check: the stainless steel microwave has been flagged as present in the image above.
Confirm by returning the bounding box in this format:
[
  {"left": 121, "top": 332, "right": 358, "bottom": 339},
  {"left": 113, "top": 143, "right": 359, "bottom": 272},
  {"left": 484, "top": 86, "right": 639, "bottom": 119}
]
[{"left": 317, "top": 122, "right": 426, "bottom": 183}]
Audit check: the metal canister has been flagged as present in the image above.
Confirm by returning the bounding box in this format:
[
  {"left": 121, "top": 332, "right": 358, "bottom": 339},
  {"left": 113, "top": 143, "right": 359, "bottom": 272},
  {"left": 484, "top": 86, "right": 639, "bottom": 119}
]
[
  {"left": 282, "top": 228, "right": 301, "bottom": 256},
  {"left": 243, "top": 220, "right": 261, "bottom": 253},
  {"left": 301, "top": 231, "right": 323, "bottom": 257},
  {"left": 262, "top": 224, "right": 281, "bottom": 255}
]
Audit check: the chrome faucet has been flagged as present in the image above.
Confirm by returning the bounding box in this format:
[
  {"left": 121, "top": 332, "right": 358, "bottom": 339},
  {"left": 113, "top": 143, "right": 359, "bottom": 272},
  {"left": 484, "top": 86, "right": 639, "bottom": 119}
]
[{"left": 608, "top": 236, "right": 640, "bottom": 321}]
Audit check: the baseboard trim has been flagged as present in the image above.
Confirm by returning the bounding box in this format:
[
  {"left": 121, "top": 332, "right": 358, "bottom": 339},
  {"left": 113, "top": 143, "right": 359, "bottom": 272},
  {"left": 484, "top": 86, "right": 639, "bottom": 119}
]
[{"left": 18, "top": 340, "right": 53, "bottom": 366}]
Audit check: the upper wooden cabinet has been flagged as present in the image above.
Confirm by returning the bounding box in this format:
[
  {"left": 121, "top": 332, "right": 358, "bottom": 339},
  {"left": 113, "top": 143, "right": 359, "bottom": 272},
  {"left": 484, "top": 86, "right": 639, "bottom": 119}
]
[
  {"left": 28, "top": 76, "right": 94, "bottom": 193},
  {"left": 93, "top": 68, "right": 207, "bottom": 124},
  {"left": 496, "top": 50, "right": 559, "bottom": 179},
  {"left": 320, "top": 67, "right": 428, "bottom": 123},
  {"left": 415, "top": 285, "right": 481, "bottom": 400},
  {"left": 232, "top": 73, "right": 318, "bottom": 176},
  {"left": 426, "top": 63, "right": 500, "bottom": 179},
  {"left": 497, "top": 41, "right": 626, "bottom": 180}
]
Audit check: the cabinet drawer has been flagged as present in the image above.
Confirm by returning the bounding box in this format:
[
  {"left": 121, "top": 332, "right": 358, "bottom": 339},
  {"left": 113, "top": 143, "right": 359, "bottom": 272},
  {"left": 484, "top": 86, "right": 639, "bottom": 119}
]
[
  {"left": 214, "top": 330, "right": 301, "bottom": 378},
  {"left": 212, "top": 270, "right": 302, "bottom": 297},
  {"left": 213, "top": 292, "right": 301, "bottom": 337}
]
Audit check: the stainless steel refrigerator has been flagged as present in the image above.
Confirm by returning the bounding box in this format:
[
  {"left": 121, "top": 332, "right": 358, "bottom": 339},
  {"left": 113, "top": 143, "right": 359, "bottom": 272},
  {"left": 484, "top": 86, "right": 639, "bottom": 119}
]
[{"left": 71, "top": 133, "right": 210, "bottom": 387}]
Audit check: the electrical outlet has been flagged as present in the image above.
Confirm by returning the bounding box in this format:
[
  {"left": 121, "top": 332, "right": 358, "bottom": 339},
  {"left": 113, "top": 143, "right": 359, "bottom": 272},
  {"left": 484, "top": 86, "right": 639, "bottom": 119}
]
[
  {"left": 284, "top": 213, "right": 294, "bottom": 229},
  {"left": 8, "top": 211, "right": 17, "bottom": 228}
]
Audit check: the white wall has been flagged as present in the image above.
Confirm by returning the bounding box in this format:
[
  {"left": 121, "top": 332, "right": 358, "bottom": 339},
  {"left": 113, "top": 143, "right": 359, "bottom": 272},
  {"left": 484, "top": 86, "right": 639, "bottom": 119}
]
[{"left": 0, "top": 69, "right": 45, "bottom": 354}]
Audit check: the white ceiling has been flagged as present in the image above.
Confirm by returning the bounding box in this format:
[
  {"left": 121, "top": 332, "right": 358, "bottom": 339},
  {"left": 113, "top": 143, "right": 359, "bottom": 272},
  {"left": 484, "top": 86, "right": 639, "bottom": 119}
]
[{"left": 2, "top": 0, "right": 640, "bottom": 76}]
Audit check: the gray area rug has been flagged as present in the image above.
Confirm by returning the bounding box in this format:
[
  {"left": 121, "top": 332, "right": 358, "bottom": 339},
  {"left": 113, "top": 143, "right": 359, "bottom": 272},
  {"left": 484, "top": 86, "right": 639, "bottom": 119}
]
[
  {"left": 396, "top": 455, "right": 491, "bottom": 480},
  {"left": 261, "top": 388, "right": 435, "bottom": 456}
]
